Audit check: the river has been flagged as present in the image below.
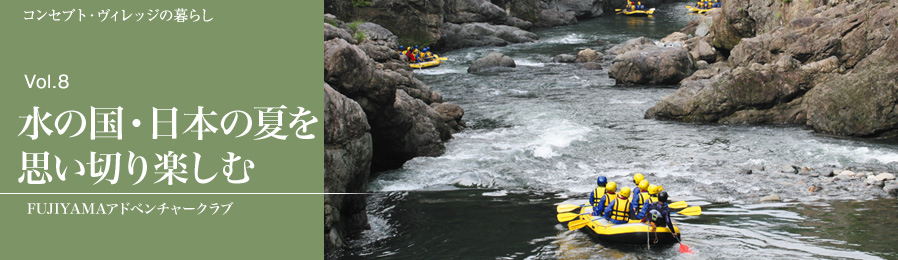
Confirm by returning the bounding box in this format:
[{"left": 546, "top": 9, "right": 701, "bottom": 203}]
[{"left": 342, "top": 2, "right": 898, "bottom": 259}]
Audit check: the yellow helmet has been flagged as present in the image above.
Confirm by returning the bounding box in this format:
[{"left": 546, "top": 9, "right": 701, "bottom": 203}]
[
  {"left": 638, "top": 180, "right": 649, "bottom": 191},
  {"left": 648, "top": 185, "right": 660, "bottom": 195},
  {"left": 658, "top": 185, "right": 664, "bottom": 192},
  {"left": 605, "top": 181, "right": 617, "bottom": 193},
  {"left": 619, "top": 187, "right": 632, "bottom": 198},
  {"left": 633, "top": 173, "right": 645, "bottom": 185}
]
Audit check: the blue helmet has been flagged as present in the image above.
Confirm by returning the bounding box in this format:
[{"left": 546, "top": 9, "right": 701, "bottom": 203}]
[
  {"left": 596, "top": 176, "right": 607, "bottom": 185},
  {"left": 414, "top": 45, "right": 419, "bottom": 49},
  {"left": 399, "top": 45, "right": 404, "bottom": 50}
]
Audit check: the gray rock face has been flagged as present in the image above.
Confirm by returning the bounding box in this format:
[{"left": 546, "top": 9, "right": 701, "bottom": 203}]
[
  {"left": 325, "top": 22, "right": 357, "bottom": 44},
  {"left": 504, "top": 0, "right": 604, "bottom": 28},
  {"left": 468, "top": 52, "right": 517, "bottom": 73},
  {"left": 439, "top": 22, "right": 538, "bottom": 50},
  {"left": 444, "top": 0, "right": 507, "bottom": 24},
  {"left": 324, "top": 83, "right": 372, "bottom": 254},
  {"left": 645, "top": 1, "right": 898, "bottom": 136},
  {"left": 356, "top": 22, "right": 400, "bottom": 49},
  {"left": 325, "top": 37, "right": 457, "bottom": 170},
  {"left": 687, "top": 37, "right": 716, "bottom": 63},
  {"left": 609, "top": 46, "right": 697, "bottom": 85},
  {"left": 323, "top": 19, "right": 467, "bottom": 252},
  {"left": 432, "top": 102, "right": 466, "bottom": 133}
]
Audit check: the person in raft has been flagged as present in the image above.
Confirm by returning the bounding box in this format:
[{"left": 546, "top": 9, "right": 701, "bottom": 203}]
[
  {"left": 631, "top": 173, "right": 646, "bottom": 194},
  {"left": 422, "top": 47, "right": 434, "bottom": 61},
  {"left": 647, "top": 185, "right": 661, "bottom": 202},
  {"left": 604, "top": 187, "right": 634, "bottom": 224},
  {"left": 405, "top": 47, "right": 417, "bottom": 62},
  {"left": 644, "top": 191, "right": 677, "bottom": 236},
  {"left": 592, "top": 181, "right": 617, "bottom": 217},
  {"left": 588, "top": 176, "right": 608, "bottom": 208},
  {"left": 631, "top": 179, "right": 652, "bottom": 214}
]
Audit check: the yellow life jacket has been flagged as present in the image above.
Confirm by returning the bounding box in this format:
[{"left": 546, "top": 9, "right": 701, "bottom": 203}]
[
  {"left": 602, "top": 192, "right": 615, "bottom": 207},
  {"left": 635, "top": 192, "right": 652, "bottom": 212},
  {"left": 611, "top": 197, "right": 631, "bottom": 222},
  {"left": 591, "top": 187, "right": 606, "bottom": 207}
]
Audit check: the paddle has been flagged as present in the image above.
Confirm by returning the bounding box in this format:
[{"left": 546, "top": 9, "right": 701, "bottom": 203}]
[
  {"left": 556, "top": 211, "right": 591, "bottom": 222},
  {"left": 439, "top": 57, "right": 448, "bottom": 61},
  {"left": 556, "top": 203, "right": 583, "bottom": 213},
  {"left": 668, "top": 201, "right": 687, "bottom": 209},
  {"left": 674, "top": 234, "right": 694, "bottom": 254},
  {"left": 676, "top": 206, "right": 701, "bottom": 216},
  {"left": 567, "top": 218, "right": 593, "bottom": 230}
]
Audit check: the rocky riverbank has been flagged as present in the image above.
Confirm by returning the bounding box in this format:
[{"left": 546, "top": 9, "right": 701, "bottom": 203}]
[
  {"left": 732, "top": 164, "right": 898, "bottom": 203},
  {"left": 324, "top": 16, "right": 465, "bottom": 255},
  {"left": 636, "top": 1, "right": 898, "bottom": 137}
]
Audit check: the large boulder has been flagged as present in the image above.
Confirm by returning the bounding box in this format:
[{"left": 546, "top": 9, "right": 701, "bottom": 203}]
[
  {"left": 686, "top": 37, "right": 717, "bottom": 63},
  {"left": 355, "top": 22, "right": 400, "bottom": 49},
  {"left": 432, "top": 102, "right": 466, "bottom": 133},
  {"left": 351, "top": 22, "right": 403, "bottom": 62},
  {"left": 646, "top": 1, "right": 898, "bottom": 137},
  {"left": 324, "top": 35, "right": 460, "bottom": 171},
  {"left": 325, "top": 22, "right": 356, "bottom": 44},
  {"left": 382, "top": 90, "right": 453, "bottom": 161},
  {"left": 609, "top": 46, "right": 697, "bottom": 85},
  {"left": 645, "top": 56, "right": 810, "bottom": 122},
  {"left": 468, "top": 52, "right": 517, "bottom": 73},
  {"left": 607, "top": 37, "right": 655, "bottom": 55},
  {"left": 804, "top": 29, "right": 898, "bottom": 136},
  {"left": 324, "top": 83, "right": 373, "bottom": 253},
  {"left": 575, "top": 48, "right": 602, "bottom": 63},
  {"left": 439, "top": 22, "right": 538, "bottom": 49}
]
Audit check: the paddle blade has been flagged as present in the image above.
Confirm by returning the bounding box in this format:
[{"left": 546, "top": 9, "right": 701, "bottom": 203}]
[
  {"left": 669, "top": 201, "right": 688, "bottom": 209},
  {"left": 556, "top": 204, "right": 580, "bottom": 213},
  {"left": 614, "top": 9, "right": 622, "bottom": 11},
  {"left": 679, "top": 243, "right": 693, "bottom": 254},
  {"left": 677, "top": 206, "right": 702, "bottom": 216},
  {"left": 439, "top": 57, "right": 448, "bottom": 61},
  {"left": 556, "top": 212, "right": 580, "bottom": 222},
  {"left": 567, "top": 219, "right": 590, "bottom": 231}
]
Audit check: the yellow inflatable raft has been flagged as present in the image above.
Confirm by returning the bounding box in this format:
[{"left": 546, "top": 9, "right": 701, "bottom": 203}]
[
  {"left": 620, "top": 8, "right": 655, "bottom": 16},
  {"left": 575, "top": 206, "right": 681, "bottom": 244},
  {"left": 409, "top": 55, "right": 442, "bottom": 69}
]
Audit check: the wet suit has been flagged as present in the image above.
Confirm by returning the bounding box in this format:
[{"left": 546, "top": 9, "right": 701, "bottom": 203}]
[{"left": 645, "top": 202, "right": 675, "bottom": 232}]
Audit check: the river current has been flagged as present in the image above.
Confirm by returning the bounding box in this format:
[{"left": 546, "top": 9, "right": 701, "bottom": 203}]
[{"left": 343, "top": 2, "right": 898, "bottom": 259}]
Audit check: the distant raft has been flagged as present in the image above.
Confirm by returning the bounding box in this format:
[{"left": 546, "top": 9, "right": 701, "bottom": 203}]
[
  {"left": 685, "top": 4, "right": 720, "bottom": 14},
  {"left": 409, "top": 55, "right": 442, "bottom": 69},
  {"left": 575, "top": 206, "right": 681, "bottom": 244},
  {"left": 620, "top": 8, "right": 655, "bottom": 16}
]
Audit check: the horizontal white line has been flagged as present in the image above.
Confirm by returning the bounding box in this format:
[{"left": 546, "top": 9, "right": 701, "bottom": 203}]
[{"left": 0, "top": 193, "right": 372, "bottom": 195}]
